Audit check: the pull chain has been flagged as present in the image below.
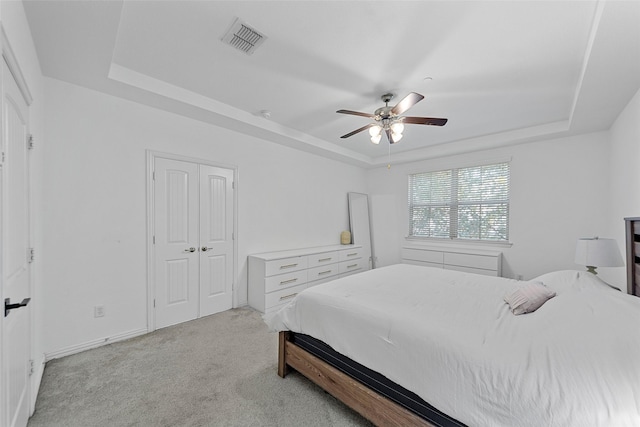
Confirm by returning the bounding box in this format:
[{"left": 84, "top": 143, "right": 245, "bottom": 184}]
[{"left": 387, "top": 142, "right": 391, "bottom": 170}]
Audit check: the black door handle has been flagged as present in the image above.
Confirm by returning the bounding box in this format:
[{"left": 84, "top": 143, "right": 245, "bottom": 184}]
[{"left": 5, "top": 297, "right": 31, "bottom": 317}]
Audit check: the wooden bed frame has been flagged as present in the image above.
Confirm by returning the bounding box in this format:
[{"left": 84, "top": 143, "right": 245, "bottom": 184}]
[{"left": 278, "top": 331, "right": 437, "bottom": 427}]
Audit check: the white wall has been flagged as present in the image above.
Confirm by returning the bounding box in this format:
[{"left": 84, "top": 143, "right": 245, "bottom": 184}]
[
  {"left": 42, "top": 78, "right": 367, "bottom": 356},
  {"left": 1, "top": 0, "right": 46, "bottom": 412},
  {"left": 604, "top": 88, "right": 640, "bottom": 288},
  {"left": 367, "top": 131, "right": 614, "bottom": 283}
]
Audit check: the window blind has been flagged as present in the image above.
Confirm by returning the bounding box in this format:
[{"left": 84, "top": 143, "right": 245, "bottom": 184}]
[{"left": 408, "top": 162, "right": 510, "bottom": 241}]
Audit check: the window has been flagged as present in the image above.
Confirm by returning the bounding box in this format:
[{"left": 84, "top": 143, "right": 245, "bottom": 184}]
[{"left": 408, "top": 162, "right": 510, "bottom": 242}]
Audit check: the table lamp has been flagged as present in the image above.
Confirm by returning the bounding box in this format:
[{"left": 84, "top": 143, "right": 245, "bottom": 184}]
[{"left": 574, "top": 237, "right": 624, "bottom": 275}]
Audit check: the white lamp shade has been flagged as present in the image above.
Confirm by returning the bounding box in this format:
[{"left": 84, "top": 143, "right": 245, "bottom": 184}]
[
  {"left": 370, "top": 133, "right": 381, "bottom": 144},
  {"left": 574, "top": 238, "right": 624, "bottom": 268}
]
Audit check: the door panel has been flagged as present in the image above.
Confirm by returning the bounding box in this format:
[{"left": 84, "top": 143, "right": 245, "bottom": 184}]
[
  {"left": 205, "top": 255, "right": 226, "bottom": 296},
  {"left": 2, "top": 58, "right": 31, "bottom": 427},
  {"left": 154, "top": 158, "right": 199, "bottom": 329},
  {"left": 199, "top": 165, "right": 233, "bottom": 316},
  {"left": 166, "top": 259, "right": 190, "bottom": 304}
]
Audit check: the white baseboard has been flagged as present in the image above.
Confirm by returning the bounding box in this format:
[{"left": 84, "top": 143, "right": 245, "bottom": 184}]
[{"left": 44, "top": 328, "right": 148, "bottom": 362}]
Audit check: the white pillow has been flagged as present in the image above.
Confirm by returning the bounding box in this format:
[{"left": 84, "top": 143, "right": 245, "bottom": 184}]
[
  {"left": 533, "top": 270, "right": 616, "bottom": 295},
  {"left": 504, "top": 281, "right": 556, "bottom": 315}
]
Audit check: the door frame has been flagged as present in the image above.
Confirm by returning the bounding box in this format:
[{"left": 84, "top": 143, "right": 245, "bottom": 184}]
[{"left": 145, "top": 150, "right": 238, "bottom": 332}]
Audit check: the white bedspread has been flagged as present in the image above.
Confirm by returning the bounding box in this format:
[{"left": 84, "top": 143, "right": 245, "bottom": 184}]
[{"left": 266, "top": 264, "right": 640, "bottom": 427}]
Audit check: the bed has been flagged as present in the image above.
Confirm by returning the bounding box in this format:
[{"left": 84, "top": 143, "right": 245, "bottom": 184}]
[{"left": 265, "top": 264, "right": 640, "bottom": 426}]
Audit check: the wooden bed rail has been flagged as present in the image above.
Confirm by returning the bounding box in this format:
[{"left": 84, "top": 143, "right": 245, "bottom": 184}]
[{"left": 277, "top": 331, "right": 435, "bottom": 427}]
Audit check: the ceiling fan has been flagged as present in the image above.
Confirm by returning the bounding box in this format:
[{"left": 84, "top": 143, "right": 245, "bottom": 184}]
[{"left": 337, "top": 92, "right": 447, "bottom": 144}]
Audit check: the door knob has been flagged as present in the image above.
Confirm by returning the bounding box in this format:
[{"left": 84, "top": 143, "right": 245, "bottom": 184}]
[
  {"left": 184, "top": 247, "right": 196, "bottom": 253},
  {"left": 5, "top": 297, "right": 31, "bottom": 317},
  {"left": 201, "top": 247, "right": 213, "bottom": 252}
]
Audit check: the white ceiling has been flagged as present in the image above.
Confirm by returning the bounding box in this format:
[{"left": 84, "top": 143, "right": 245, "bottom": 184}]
[{"left": 23, "top": 0, "right": 640, "bottom": 167}]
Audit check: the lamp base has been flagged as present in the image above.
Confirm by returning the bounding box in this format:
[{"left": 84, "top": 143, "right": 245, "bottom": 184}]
[{"left": 585, "top": 266, "right": 622, "bottom": 291}]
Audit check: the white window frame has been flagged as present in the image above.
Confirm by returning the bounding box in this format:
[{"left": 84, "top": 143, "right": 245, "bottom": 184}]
[{"left": 408, "top": 161, "right": 511, "bottom": 244}]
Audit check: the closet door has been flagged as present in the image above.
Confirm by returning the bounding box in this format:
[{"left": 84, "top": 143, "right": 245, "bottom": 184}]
[
  {"left": 152, "top": 156, "right": 235, "bottom": 329},
  {"left": 154, "top": 158, "right": 199, "bottom": 328},
  {"left": 199, "top": 165, "right": 234, "bottom": 316}
]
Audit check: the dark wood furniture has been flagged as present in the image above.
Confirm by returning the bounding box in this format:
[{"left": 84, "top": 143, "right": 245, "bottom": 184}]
[
  {"left": 278, "top": 331, "right": 465, "bottom": 427},
  {"left": 625, "top": 217, "right": 640, "bottom": 297}
]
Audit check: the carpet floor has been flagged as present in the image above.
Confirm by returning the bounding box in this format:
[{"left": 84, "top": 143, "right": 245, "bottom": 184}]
[{"left": 28, "top": 308, "right": 372, "bottom": 427}]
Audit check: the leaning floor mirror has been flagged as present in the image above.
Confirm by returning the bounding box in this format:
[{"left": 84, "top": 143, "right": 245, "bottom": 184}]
[{"left": 347, "top": 192, "right": 375, "bottom": 270}]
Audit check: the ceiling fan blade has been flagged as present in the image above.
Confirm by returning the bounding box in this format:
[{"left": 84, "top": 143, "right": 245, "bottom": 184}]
[
  {"left": 336, "top": 109, "right": 376, "bottom": 118},
  {"left": 391, "top": 92, "right": 424, "bottom": 115},
  {"left": 340, "top": 123, "right": 376, "bottom": 139},
  {"left": 402, "top": 116, "right": 448, "bottom": 126}
]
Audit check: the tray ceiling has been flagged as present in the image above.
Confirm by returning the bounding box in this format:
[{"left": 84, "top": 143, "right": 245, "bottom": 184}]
[{"left": 24, "top": 0, "right": 640, "bottom": 167}]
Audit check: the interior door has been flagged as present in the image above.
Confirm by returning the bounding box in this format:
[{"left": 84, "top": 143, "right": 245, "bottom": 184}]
[
  {"left": 154, "top": 158, "right": 199, "bottom": 329},
  {"left": 152, "top": 157, "right": 235, "bottom": 329},
  {"left": 2, "top": 58, "right": 31, "bottom": 427},
  {"left": 198, "top": 165, "right": 234, "bottom": 316}
]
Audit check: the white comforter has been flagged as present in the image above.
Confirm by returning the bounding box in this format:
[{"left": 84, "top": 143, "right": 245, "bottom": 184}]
[{"left": 266, "top": 264, "right": 640, "bottom": 427}]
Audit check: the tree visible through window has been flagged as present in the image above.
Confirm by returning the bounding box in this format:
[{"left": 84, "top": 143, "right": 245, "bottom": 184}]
[{"left": 408, "top": 162, "right": 510, "bottom": 241}]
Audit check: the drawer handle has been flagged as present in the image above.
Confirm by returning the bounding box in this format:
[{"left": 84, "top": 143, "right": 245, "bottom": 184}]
[
  {"left": 279, "top": 263, "right": 298, "bottom": 270},
  {"left": 346, "top": 264, "right": 358, "bottom": 269},
  {"left": 279, "top": 278, "right": 298, "bottom": 285},
  {"left": 318, "top": 270, "right": 332, "bottom": 276},
  {"left": 279, "top": 293, "right": 298, "bottom": 301},
  {"left": 346, "top": 252, "right": 358, "bottom": 257},
  {"left": 318, "top": 257, "right": 332, "bottom": 262}
]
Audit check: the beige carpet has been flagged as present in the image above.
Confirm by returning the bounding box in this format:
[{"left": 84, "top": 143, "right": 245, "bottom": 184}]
[{"left": 28, "top": 308, "right": 372, "bottom": 427}]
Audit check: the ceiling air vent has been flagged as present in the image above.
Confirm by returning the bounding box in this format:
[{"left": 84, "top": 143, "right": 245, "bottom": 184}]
[{"left": 221, "top": 18, "right": 267, "bottom": 55}]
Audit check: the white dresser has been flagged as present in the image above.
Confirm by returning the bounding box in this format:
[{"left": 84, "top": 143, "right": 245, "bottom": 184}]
[
  {"left": 402, "top": 245, "right": 502, "bottom": 277},
  {"left": 248, "top": 245, "right": 366, "bottom": 313}
]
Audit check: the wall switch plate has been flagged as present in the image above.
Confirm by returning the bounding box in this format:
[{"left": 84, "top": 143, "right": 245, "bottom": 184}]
[{"left": 94, "top": 305, "right": 105, "bottom": 318}]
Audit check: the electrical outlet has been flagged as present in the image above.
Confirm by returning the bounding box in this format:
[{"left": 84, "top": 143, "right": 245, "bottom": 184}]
[{"left": 94, "top": 305, "right": 105, "bottom": 318}]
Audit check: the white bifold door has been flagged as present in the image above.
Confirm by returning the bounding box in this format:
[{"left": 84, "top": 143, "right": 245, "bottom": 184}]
[{"left": 153, "top": 157, "right": 234, "bottom": 329}]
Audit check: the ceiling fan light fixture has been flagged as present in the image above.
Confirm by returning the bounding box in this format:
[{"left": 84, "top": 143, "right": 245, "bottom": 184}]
[
  {"left": 391, "top": 122, "right": 404, "bottom": 134},
  {"left": 370, "top": 134, "right": 382, "bottom": 144},
  {"left": 391, "top": 132, "right": 403, "bottom": 143},
  {"left": 369, "top": 125, "right": 382, "bottom": 137}
]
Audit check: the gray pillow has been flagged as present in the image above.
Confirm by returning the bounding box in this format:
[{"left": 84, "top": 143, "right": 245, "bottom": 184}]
[{"left": 504, "top": 282, "right": 556, "bottom": 315}]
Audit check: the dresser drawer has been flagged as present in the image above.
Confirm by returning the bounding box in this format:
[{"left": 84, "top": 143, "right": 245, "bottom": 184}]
[
  {"left": 339, "top": 247, "right": 363, "bottom": 261},
  {"left": 307, "top": 264, "right": 340, "bottom": 282},
  {"left": 402, "top": 248, "right": 444, "bottom": 264},
  {"left": 264, "top": 270, "right": 308, "bottom": 293},
  {"left": 264, "top": 256, "right": 308, "bottom": 277},
  {"left": 306, "top": 275, "right": 339, "bottom": 289},
  {"left": 308, "top": 251, "right": 339, "bottom": 268},
  {"left": 265, "top": 283, "right": 307, "bottom": 309},
  {"left": 339, "top": 257, "right": 367, "bottom": 275},
  {"left": 444, "top": 252, "right": 497, "bottom": 271}
]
